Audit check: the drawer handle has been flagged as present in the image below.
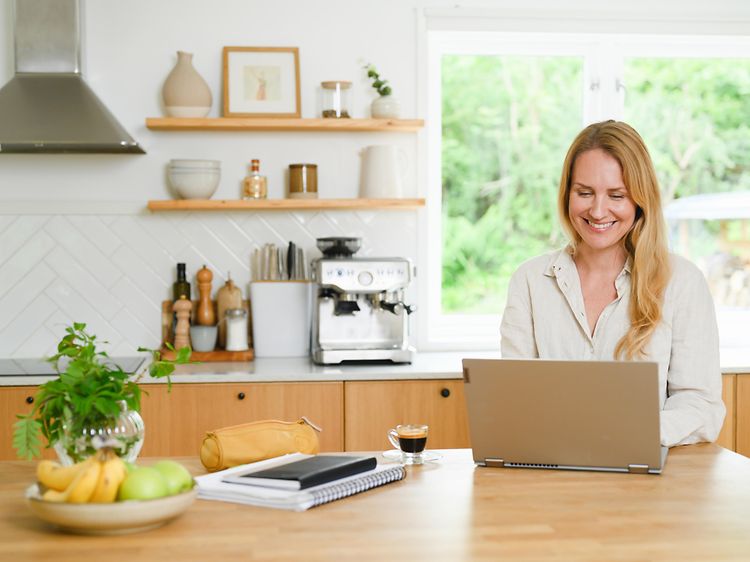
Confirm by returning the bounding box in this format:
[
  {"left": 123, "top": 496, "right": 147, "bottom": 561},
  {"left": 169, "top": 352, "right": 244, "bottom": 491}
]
[
  {"left": 440, "top": 388, "right": 450, "bottom": 398},
  {"left": 237, "top": 392, "right": 246, "bottom": 400},
  {"left": 26, "top": 396, "right": 34, "bottom": 404}
]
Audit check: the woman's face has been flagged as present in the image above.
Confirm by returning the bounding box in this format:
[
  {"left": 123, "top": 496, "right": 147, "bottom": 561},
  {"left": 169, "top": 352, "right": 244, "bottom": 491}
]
[{"left": 568, "top": 148, "right": 637, "bottom": 256}]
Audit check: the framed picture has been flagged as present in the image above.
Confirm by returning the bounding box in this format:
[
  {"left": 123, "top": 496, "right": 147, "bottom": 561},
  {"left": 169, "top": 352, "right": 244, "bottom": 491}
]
[{"left": 222, "top": 47, "right": 301, "bottom": 118}]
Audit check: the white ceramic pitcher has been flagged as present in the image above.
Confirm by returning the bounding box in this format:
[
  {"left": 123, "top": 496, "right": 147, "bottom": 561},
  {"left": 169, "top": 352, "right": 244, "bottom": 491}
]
[{"left": 360, "top": 145, "right": 408, "bottom": 198}]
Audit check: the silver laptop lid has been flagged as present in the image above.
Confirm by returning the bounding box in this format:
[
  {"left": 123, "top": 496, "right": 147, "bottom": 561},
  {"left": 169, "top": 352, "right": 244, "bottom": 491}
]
[{"left": 462, "top": 359, "right": 664, "bottom": 474}]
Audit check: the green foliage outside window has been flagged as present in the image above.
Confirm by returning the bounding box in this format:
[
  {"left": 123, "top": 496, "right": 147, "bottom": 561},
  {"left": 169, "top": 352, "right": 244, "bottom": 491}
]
[
  {"left": 441, "top": 55, "right": 582, "bottom": 313},
  {"left": 441, "top": 54, "right": 750, "bottom": 314}
]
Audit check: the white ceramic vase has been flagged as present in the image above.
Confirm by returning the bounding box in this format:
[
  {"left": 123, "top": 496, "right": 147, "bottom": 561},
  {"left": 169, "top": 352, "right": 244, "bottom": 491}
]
[
  {"left": 371, "top": 95, "right": 400, "bottom": 119},
  {"left": 162, "top": 51, "right": 212, "bottom": 118}
]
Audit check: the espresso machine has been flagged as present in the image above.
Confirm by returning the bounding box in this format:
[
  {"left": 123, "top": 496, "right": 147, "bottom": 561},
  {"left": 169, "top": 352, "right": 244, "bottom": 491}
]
[{"left": 311, "top": 237, "right": 416, "bottom": 364}]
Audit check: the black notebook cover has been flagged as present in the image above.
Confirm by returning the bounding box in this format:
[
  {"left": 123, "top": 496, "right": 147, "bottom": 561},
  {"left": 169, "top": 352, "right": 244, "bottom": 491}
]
[{"left": 225, "top": 455, "right": 378, "bottom": 490}]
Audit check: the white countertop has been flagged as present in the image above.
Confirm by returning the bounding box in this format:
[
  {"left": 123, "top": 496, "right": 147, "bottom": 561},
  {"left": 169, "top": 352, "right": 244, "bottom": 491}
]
[{"left": 1, "top": 349, "right": 748, "bottom": 386}]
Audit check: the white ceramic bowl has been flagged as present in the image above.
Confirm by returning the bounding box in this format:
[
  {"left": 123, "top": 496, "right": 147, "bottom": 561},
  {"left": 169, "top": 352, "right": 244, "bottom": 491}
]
[
  {"left": 25, "top": 483, "right": 197, "bottom": 535},
  {"left": 169, "top": 159, "right": 220, "bottom": 169},
  {"left": 168, "top": 168, "right": 220, "bottom": 199}
]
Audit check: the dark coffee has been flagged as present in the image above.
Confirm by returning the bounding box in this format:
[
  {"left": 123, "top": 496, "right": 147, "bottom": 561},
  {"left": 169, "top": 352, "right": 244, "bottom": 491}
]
[{"left": 398, "top": 433, "right": 427, "bottom": 453}]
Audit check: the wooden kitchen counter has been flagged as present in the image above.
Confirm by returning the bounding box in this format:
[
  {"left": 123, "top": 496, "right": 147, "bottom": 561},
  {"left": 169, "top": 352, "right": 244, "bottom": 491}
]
[{"left": 2, "top": 445, "right": 750, "bottom": 562}]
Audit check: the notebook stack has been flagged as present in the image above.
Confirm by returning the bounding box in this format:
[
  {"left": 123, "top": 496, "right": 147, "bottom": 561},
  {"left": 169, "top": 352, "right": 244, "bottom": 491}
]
[{"left": 195, "top": 453, "right": 405, "bottom": 511}]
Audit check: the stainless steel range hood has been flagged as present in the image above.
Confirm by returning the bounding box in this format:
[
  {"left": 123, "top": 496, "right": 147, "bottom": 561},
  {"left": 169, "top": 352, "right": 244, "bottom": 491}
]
[{"left": 0, "top": 0, "right": 144, "bottom": 154}]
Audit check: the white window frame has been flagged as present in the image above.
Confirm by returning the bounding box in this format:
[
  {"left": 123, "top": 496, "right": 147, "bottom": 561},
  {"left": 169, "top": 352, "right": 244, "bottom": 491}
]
[{"left": 419, "top": 28, "right": 750, "bottom": 351}]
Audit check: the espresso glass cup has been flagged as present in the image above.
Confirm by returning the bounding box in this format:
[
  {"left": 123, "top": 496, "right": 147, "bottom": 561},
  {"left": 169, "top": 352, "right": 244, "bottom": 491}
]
[{"left": 387, "top": 424, "right": 429, "bottom": 465}]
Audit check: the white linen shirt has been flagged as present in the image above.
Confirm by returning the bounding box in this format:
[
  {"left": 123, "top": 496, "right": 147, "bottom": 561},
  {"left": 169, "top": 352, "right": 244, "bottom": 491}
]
[{"left": 500, "top": 248, "right": 725, "bottom": 448}]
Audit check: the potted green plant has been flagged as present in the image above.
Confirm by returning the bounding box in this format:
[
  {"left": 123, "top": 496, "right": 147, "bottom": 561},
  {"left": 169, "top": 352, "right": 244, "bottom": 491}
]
[
  {"left": 12, "top": 323, "right": 190, "bottom": 464},
  {"left": 365, "top": 63, "right": 400, "bottom": 119}
]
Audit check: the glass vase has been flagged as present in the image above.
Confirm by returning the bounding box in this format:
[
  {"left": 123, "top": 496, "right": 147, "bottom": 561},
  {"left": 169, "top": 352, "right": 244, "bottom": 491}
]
[{"left": 54, "top": 401, "right": 145, "bottom": 466}]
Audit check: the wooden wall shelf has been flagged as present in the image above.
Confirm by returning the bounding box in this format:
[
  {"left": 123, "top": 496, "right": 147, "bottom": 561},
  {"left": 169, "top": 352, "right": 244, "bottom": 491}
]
[
  {"left": 147, "top": 198, "right": 426, "bottom": 211},
  {"left": 145, "top": 117, "right": 424, "bottom": 132}
]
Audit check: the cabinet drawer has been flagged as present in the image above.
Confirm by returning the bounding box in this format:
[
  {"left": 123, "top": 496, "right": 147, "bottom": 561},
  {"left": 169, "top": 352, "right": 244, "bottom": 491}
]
[
  {"left": 344, "top": 380, "right": 470, "bottom": 451},
  {"left": 0, "top": 386, "right": 56, "bottom": 461},
  {"left": 139, "top": 381, "right": 344, "bottom": 457}
]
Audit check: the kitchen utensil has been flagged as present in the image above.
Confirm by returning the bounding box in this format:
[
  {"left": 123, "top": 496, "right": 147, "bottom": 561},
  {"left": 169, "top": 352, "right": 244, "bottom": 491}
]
[
  {"left": 360, "top": 145, "right": 407, "bottom": 198},
  {"left": 216, "top": 275, "right": 242, "bottom": 348},
  {"left": 196, "top": 265, "right": 216, "bottom": 325},
  {"left": 297, "top": 247, "right": 306, "bottom": 280},
  {"left": 287, "top": 242, "right": 296, "bottom": 280},
  {"left": 173, "top": 297, "right": 192, "bottom": 349}
]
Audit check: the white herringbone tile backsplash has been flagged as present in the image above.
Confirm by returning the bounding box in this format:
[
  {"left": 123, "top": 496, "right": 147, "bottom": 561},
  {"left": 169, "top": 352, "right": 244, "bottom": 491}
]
[{"left": 0, "top": 211, "right": 418, "bottom": 357}]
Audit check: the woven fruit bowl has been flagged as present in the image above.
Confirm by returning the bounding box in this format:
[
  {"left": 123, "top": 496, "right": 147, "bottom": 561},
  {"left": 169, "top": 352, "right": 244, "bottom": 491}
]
[{"left": 25, "top": 483, "right": 197, "bottom": 535}]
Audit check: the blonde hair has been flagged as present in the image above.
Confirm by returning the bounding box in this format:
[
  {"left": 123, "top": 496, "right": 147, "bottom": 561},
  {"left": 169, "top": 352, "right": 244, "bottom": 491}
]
[{"left": 558, "top": 120, "right": 670, "bottom": 359}]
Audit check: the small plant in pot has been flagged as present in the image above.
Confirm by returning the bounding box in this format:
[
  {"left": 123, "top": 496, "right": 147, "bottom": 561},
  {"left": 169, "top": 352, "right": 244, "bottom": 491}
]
[
  {"left": 13, "top": 323, "right": 190, "bottom": 464},
  {"left": 364, "top": 63, "right": 400, "bottom": 119}
]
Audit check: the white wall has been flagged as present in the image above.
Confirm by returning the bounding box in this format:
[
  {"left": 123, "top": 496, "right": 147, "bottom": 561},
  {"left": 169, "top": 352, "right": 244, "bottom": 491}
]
[{"left": 1, "top": 0, "right": 748, "bottom": 356}]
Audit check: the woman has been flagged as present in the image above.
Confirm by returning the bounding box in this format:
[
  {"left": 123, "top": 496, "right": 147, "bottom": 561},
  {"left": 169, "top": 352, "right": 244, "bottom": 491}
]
[{"left": 500, "top": 120, "right": 725, "bottom": 447}]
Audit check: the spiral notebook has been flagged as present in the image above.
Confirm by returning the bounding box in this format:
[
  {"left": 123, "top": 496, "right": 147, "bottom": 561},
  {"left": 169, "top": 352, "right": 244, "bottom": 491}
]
[{"left": 195, "top": 453, "right": 406, "bottom": 511}]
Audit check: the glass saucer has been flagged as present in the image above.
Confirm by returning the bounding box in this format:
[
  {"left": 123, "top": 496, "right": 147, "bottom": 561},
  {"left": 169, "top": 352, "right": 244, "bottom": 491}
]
[{"left": 382, "top": 450, "right": 442, "bottom": 463}]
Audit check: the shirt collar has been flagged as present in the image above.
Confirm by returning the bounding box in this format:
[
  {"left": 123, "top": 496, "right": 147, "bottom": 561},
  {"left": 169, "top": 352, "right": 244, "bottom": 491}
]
[{"left": 543, "top": 246, "right": 632, "bottom": 277}]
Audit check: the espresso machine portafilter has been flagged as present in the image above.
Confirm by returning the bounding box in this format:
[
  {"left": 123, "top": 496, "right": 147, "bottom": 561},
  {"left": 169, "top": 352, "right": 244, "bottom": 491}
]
[{"left": 311, "top": 237, "right": 416, "bottom": 364}]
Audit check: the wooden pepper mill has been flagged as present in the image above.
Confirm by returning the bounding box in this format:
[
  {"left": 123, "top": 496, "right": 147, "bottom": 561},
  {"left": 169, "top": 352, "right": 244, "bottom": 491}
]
[
  {"left": 216, "top": 273, "right": 242, "bottom": 348},
  {"left": 173, "top": 296, "right": 192, "bottom": 350},
  {"left": 196, "top": 265, "right": 216, "bottom": 326}
]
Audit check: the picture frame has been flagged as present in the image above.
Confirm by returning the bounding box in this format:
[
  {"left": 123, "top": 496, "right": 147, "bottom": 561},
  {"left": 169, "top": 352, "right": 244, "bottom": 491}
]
[{"left": 222, "top": 47, "right": 301, "bottom": 118}]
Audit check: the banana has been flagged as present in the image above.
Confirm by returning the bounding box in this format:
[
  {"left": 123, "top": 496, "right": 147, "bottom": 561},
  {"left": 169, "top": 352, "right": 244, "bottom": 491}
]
[
  {"left": 41, "top": 487, "right": 70, "bottom": 502},
  {"left": 89, "top": 451, "right": 127, "bottom": 503},
  {"left": 66, "top": 457, "right": 102, "bottom": 503},
  {"left": 36, "top": 458, "right": 89, "bottom": 492},
  {"left": 39, "top": 456, "right": 98, "bottom": 503}
]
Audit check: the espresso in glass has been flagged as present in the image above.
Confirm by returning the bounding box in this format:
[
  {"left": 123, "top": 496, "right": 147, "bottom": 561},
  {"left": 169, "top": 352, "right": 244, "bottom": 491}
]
[
  {"left": 397, "top": 427, "right": 427, "bottom": 453},
  {"left": 388, "top": 424, "right": 429, "bottom": 465}
]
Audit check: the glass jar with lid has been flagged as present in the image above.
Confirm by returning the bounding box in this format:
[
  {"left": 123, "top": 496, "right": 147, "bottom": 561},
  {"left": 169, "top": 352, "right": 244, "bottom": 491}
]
[{"left": 320, "top": 81, "right": 351, "bottom": 118}]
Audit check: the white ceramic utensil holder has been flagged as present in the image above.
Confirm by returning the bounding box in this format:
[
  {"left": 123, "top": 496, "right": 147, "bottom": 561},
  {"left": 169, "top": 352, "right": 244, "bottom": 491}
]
[{"left": 250, "top": 281, "right": 312, "bottom": 357}]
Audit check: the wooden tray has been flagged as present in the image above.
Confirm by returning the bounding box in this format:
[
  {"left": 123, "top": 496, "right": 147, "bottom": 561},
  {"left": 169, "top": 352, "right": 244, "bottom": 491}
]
[
  {"left": 161, "top": 299, "right": 254, "bottom": 362},
  {"left": 158, "top": 347, "right": 254, "bottom": 362}
]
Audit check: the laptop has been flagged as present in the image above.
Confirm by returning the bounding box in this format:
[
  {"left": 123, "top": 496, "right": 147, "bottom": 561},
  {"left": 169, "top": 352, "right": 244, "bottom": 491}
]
[{"left": 462, "top": 358, "right": 668, "bottom": 474}]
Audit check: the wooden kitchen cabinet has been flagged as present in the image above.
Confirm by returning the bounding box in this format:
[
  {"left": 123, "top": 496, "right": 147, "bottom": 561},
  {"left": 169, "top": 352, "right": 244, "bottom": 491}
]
[
  {"left": 344, "top": 380, "right": 470, "bottom": 451},
  {"left": 0, "top": 386, "right": 56, "bottom": 460},
  {"left": 717, "top": 374, "right": 735, "bottom": 451},
  {"left": 736, "top": 375, "right": 750, "bottom": 457},
  {"left": 138, "top": 381, "right": 344, "bottom": 457}
]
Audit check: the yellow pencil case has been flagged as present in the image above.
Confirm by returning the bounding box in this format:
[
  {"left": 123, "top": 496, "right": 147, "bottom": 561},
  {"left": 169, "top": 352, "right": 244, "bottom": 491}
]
[{"left": 200, "top": 417, "right": 321, "bottom": 472}]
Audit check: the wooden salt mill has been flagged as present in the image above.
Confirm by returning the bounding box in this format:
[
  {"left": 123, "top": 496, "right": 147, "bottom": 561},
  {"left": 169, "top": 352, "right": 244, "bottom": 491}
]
[
  {"left": 196, "top": 265, "right": 216, "bottom": 326},
  {"left": 173, "top": 296, "right": 192, "bottom": 350},
  {"left": 216, "top": 273, "right": 242, "bottom": 348}
]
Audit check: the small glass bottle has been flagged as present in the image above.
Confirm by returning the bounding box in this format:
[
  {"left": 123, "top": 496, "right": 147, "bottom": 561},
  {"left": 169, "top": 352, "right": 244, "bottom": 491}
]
[
  {"left": 242, "top": 159, "right": 268, "bottom": 199},
  {"left": 173, "top": 263, "right": 191, "bottom": 301},
  {"left": 320, "top": 81, "right": 351, "bottom": 118}
]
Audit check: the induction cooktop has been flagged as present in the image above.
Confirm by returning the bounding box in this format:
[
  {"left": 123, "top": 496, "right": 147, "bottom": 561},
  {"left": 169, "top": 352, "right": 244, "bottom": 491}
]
[{"left": 0, "top": 356, "right": 146, "bottom": 376}]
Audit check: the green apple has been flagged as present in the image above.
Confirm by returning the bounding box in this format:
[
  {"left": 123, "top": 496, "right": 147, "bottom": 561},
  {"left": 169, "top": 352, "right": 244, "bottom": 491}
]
[
  {"left": 117, "top": 466, "right": 168, "bottom": 501},
  {"left": 152, "top": 460, "right": 193, "bottom": 495},
  {"left": 124, "top": 461, "right": 137, "bottom": 474}
]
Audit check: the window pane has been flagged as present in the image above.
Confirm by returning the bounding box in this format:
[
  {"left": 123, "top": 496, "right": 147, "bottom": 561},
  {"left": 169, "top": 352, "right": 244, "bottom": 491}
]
[
  {"left": 625, "top": 59, "right": 750, "bottom": 323},
  {"left": 441, "top": 55, "right": 583, "bottom": 314}
]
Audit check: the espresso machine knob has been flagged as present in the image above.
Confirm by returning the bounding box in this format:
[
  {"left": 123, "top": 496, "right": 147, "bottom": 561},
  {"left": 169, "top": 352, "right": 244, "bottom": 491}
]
[{"left": 380, "top": 301, "right": 404, "bottom": 315}]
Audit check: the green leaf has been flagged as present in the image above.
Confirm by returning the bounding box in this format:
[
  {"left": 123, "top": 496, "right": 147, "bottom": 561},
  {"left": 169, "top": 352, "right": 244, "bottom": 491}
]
[
  {"left": 13, "top": 416, "right": 42, "bottom": 460},
  {"left": 176, "top": 346, "right": 192, "bottom": 363}
]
